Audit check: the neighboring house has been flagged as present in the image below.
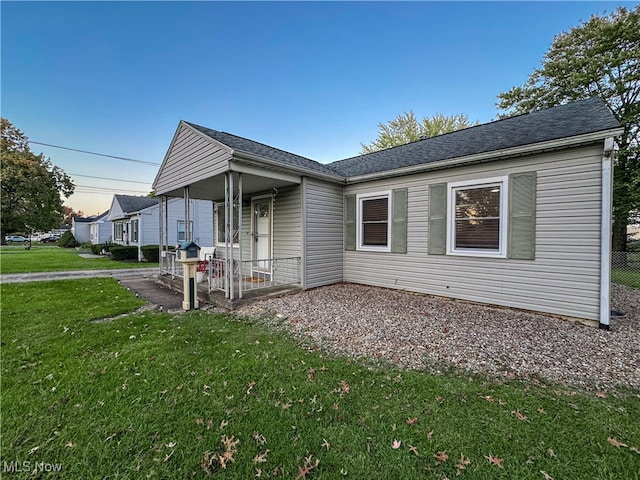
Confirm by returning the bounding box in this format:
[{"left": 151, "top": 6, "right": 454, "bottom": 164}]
[
  {"left": 71, "top": 211, "right": 111, "bottom": 244},
  {"left": 152, "top": 97, "right": 622, "bottom": 328},
  {"left": 106, "top": 194, "right": 214, "bottom": 261},
  {"left": 72, "top": 211, "right": 110, "bottom": 244},
  {"left": 88, "top": 211, "right": 112, "bottom": 244}
]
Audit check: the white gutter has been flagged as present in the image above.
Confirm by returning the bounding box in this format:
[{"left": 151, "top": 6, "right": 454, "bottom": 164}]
[
  {"left": 599, "top": 137, "right": 615, "bottom": 330},
  {"left": 345, "top": 128, "right": 624, "bottom": 184}
]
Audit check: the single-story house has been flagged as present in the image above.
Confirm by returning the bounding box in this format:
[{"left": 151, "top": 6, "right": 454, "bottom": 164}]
[
  {"left": 71, "top": 211, "right": 110, "bottom": 244},
  {"left": 88, "top": 211, "right": 112, "bottom": 245},
  {"left": 152, "top": 97, "right": 622, "bottom": 328},
  {"left": 106, "top": 194, "right": 214, "bottom": 261},
  {"left": 71, "top": 211, "right": 111, "bottom": 244}
]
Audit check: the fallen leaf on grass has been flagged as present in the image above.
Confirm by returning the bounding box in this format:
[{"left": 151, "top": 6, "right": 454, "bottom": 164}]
[
  {"left": 339, "top": 380, "right": 350, "bottom": 395},
  {"left": 253, "top": 449, "right": 269, "bottom": 464},
  {"left": 540, "top": 471, "right": 554, "bottom": 480},
  {"left": 630, "top": 446, "right": 640, "bottom": 454},
  {"left": 65, "top": 441, "right": 74, "bottom": 448},
  {"left": 434, "top": 451, "right": 448, "bottom": 462},
  {"left": 392, "top": 439, "right": 402, "bottom": 449},
  {"left": 406, "top": 417, "right": 418, "bottom": 425},
  {"left": 426, "top": 430, "right": 434, "bottom": 439},
  {"left": 511, "top": 410, "right": 528, "bottom": 422},
  {"left": 485, "top": 454, "right": 504, "bottom": 468},
  {"left": 220, "top": 420, "right": 228, "bottom": 429},
  {"left": 456, "top": 454, "right": 470, "bottom": 472},
  {"left": 547, "top": 448, "right": 556, "bottom": 457},
  {"left": 408, "top": 445, "right": 419, "bottom": 456},
  {"left": 607, "top": 437, "right": 627, "bottom": 448},
  {"left": 321, "top": 439, "right": 330, "bottom": 451}
]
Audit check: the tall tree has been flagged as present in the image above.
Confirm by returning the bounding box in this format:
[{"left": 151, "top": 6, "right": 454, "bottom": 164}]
[
  {"left": 497, "top": 5, "right": 640, "bottom": 252},
  {"left": 361, "top": 111, "right": 478, "bottom": 154},
  {"left": 1, "top": 118, "right": 75, "bottom": 242},
  {"left": 62, "top": 206, "right": 85, "bottom": 228}
]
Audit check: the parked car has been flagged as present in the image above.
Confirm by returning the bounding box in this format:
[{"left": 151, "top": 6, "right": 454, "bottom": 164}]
[
  {"left": 41, "top": 235, "right": 60, "bottom": 243},
  {"left": 5, "top": 235, "right": 29, "bottom": 243}
]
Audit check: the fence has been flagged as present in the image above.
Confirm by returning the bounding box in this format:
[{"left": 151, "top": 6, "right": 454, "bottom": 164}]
[{"left": 611, "top": 251, "right": 640, "bottom": 288}]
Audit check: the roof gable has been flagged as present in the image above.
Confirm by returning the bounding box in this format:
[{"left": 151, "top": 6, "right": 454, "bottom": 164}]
[
  {"left": 107, "top": 195, "right": 157, "bottom": 221},
  {"left": 186, "top": 122, "right": 343, "bottom": 178}
]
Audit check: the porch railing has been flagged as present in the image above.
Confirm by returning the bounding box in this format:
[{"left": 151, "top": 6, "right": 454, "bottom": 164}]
[
  {"left": 160, "top": 251, "right": 182, "bottom": 278},
  {"left": 204, "top": 256, "right": 301, "bottom": 295}
]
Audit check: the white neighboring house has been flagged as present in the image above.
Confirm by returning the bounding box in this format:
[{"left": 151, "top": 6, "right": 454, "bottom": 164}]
[
  {"left": 89, "top": 211, "right": 112, "bottom": 244},
  {"left": 106, "top": 194, "right": 214, "bottom": 261},
  {"left": 72, "top": 211, "right": 110, "bottom": 244}
]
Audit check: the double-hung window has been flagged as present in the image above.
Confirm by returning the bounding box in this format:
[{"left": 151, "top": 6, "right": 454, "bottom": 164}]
[
  {"left": 447, "top": 177, "right": 507, "bottom": 257},
  {"left": 357, "top": 192, "right": 391, "bottom": 251},
  {"left": 177, "top": 220, "right": 193, "bottom": 242}
]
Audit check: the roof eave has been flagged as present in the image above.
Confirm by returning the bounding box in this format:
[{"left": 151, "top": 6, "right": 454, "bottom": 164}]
[
  {"left": 233, "top": 150, "right": 345, "bottom": 183},
  {"left": 345, "top": 127, "right": 624, "bottom": 184}
]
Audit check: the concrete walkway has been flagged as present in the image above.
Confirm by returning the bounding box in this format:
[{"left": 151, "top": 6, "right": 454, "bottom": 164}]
[{"left": 1, "top": 268, "right": 185, "bottom": 311}]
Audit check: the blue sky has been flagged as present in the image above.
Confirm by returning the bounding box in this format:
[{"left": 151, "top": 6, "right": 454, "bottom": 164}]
[{"left": 2, "top": 1, "right": 635, "bottom": 215}]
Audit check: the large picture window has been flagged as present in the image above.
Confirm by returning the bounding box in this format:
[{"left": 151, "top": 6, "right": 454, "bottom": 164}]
[
  {"left": 447, "top": 177, "right": 507, "bottom": 257},
  {"left": 357, "top": 192, "right": 391, "bottom": 251}
]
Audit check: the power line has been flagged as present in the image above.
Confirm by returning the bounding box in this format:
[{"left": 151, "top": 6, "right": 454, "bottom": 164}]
[
  {"left": 28, "top": 140, "right": 161, "bottom": 166},
  {"left": 70, "top": 173, "right": 152, "bottom": 185},
  {"left": 75, "top": 184, "right": 150, "bottom": 194}
]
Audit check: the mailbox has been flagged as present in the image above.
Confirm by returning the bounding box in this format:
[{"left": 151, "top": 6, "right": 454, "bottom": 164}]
[
  {"left": 175, "top": 241, "right": 201, "bottom": 310},
  {"left": 176, "top": 241, "right": 200, "bottom": 262}
]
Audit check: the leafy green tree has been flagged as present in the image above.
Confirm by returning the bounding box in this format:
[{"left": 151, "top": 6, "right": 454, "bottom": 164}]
[
  {"left": 1, "top": 118, "right": 74, "bottom": 243},
  {"left": 361, "top": 111, "right": 478, "bottom": 154},
  {"left": 497, "top": 5, "right": 640, "bottom": 251}
]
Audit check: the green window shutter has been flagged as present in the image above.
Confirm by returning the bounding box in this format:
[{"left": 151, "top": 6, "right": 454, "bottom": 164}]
[
  {"left": 508, "top": 171, "right": 537, "bottom": 260},
  {"left": 344, "top": 195, "right": 356, "bottom": 251},
  {"left": 391, "top": 188, "right": 408, "bottom": 254},
  {"left": 428, "top": 183, "right": 447, "bottom": 255}
]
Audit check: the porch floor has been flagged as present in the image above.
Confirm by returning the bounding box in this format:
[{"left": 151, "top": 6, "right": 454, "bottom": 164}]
[{"left": 157, "top": 274, "right": 303, "bottom": 310}]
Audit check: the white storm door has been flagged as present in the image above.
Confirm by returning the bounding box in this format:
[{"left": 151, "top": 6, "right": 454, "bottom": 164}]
[{"left": 252, "top": 198, "right": 272, "bottom": 272}]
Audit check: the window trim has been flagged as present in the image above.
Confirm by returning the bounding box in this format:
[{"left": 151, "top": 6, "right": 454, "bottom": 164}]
[
  {"left": 177, "top": 220, "right": 193, "bottom": 243},
  {"left": 356, "top": 191, "right": 392, "bottom": 252},
  {"left": 446, "top": 176, "right": 508, "bottom": 258}
]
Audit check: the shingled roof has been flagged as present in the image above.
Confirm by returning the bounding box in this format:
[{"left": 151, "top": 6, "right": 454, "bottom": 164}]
[
  {"left": 114, "top": 195, "right": 157, "bottom": 214},
  {"left": 329, "top": 97, "right": 620, "bottom": 177},
  {"left": 182, "top": 97, "right": 619, "bottom": 182},
  {"left": 186, "top": 122, "right": 343, "bottom": 178}
]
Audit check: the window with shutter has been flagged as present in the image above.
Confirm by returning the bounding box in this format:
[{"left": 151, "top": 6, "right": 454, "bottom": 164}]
[
  {"left": 356, "top": 191, "right": 391, "bottom": 251},
  {"left": 446, "top": 176, "right": 508, "bottom": 257}
]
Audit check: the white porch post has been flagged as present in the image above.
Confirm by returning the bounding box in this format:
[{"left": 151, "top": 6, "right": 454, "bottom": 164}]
[
  {"left": 158, "top": 197, "right": 164, "bottom": 268},
  {"left": 224, "top": 173, "right": 230, "bottom": 299},
  {"left": 228, "top": 172, "right": 235, "bottom": 300},
  {"left": 238, "top": 173, "right": 243, "bottom": 299}
]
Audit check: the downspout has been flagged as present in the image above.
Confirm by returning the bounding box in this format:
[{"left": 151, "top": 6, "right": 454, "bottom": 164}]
[{"left": 599, "top": 137, "right": 615, "bottom": 330}]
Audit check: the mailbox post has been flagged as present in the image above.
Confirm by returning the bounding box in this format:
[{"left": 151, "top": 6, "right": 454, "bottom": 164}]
[{"left": 176, "top": 241, "right": 201, "bottom": 310}]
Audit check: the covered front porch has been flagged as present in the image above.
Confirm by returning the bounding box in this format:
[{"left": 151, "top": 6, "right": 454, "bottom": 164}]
[{"left": 153, "top": 121, "right": 330, "bottom": 306}]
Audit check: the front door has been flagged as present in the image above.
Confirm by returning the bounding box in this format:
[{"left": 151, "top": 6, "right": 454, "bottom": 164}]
[{"left": 252, "top": 198, "right": 272, "bottom": 274}]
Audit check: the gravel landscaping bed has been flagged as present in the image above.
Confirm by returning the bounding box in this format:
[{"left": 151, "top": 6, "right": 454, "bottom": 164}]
[{"left": 236, "top": 283, "right": 640, "bottom": 391}]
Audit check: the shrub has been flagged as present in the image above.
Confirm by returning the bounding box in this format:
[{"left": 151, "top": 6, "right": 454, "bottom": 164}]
[
  {"left": 58, "top": 231, "right": 79, "bottom": 248},
  {"left": 90, "top": 244, "right": 102, "bottom": 255},
  {"left": 141, "top": 245, "right": 159, "bottom": 263},
  {"left": 109, "top": 246, "right": 138, "bottom": 261}
]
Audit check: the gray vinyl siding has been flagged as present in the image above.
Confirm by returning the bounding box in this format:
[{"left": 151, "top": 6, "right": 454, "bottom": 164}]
[
  {"left": 154, "top": 124, "right": 232, "bottom": 195},
  {"left": 305, "top": 179, "right": 344, "bottom": 288},
  {"left": 344, "top": 144, "right": 604, "bottom": 321},
  {"left": 273, "top": 186, "right": 302, "bottom": 260}
]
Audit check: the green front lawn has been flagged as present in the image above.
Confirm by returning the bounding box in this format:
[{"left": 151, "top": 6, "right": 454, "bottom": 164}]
[
  {"left": 0, "top": 245, "right": 157, "bottom": 274},
  {"left": 1, "top": 279, "right": 638, "bottom": 479},
  {"left": 612, "top": 268, "right": 640, "bottom": 289}
]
